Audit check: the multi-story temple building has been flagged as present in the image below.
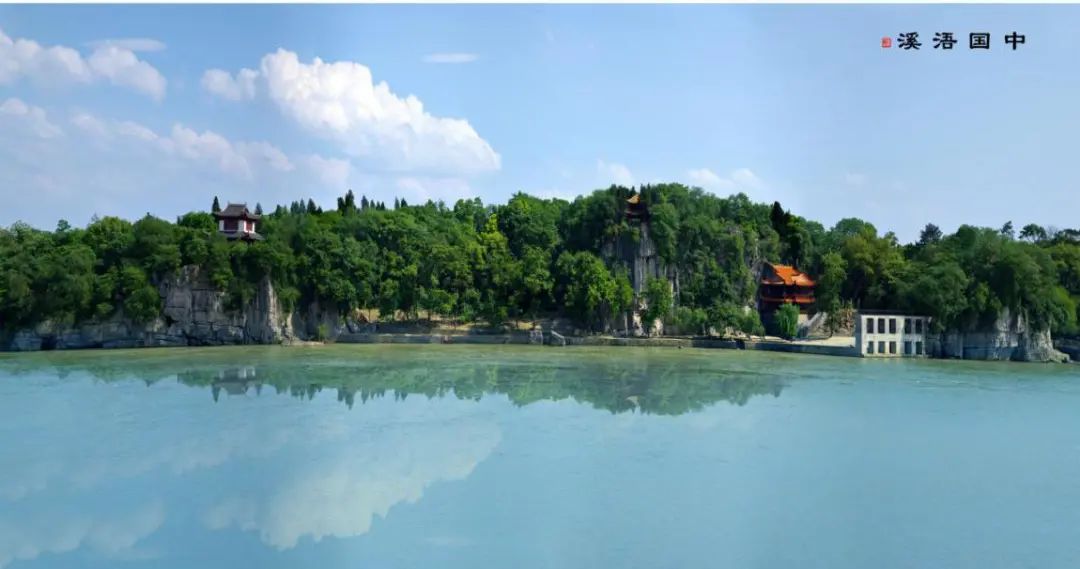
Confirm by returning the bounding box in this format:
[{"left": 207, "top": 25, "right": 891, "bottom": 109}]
[
  {"left": 213, "top": 203, "right": 263, "bottom": 241},
  {"left": 758, "top": 262, "right": 816, "bottom": 316}
]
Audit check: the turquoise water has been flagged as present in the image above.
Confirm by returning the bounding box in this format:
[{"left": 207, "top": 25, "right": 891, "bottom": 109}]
[{"left": 0, "top": 345, "right": 1078, "bottom": 569}]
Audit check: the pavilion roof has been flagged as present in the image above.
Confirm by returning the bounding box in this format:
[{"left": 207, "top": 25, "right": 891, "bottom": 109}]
[
  {"left": 761, "top": 263, "right": 816, "bottom": 287},
  {"left": 214, "top": 203, "right": 260, "bottom": 220}
]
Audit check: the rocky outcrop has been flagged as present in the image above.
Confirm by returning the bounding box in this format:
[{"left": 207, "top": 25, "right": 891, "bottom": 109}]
[
  {"left": 929, "top": 308, "right": 1070, "bottom": 363},
  {"left": 2, "top": 265, "right": 343, "bottom": 352},
  {"left": 1055, "top": 338, "right": 1080, "bottom": 362}
]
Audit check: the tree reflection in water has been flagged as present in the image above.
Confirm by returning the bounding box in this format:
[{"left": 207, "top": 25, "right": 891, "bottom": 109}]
[{"left": 0, "top": 346, "right": 785, "bottom": 416}]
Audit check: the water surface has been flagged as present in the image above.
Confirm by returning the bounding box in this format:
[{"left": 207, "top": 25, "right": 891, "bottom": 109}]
[{"left": 1, "top": 346, "right": 1078, "bottom": 568}]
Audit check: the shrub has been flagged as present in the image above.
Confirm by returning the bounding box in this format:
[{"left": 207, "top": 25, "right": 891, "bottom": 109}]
[{"left": 775, "top": 303, "right": 799, "bottom": 340}]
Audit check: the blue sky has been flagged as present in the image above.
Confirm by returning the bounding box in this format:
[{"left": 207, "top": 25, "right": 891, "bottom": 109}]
[{"left": 1, "top": 4, "right": 1078, "bottom": 242}]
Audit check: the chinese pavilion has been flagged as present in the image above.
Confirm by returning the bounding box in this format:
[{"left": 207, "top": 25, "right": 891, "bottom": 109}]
[
  {"left": 625, "top": 193, "right": 649, "bottom": 222},
  {"left": 758, "top": 263, "right": 816, "bottom": 313},
  {"left": 213, "top": 203, "right": 263, "bottom": 241}
]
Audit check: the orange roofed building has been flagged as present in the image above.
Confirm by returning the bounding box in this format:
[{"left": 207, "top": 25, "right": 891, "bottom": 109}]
[{"left": 758, "top": 263, "right": 816, "bottom": 314}]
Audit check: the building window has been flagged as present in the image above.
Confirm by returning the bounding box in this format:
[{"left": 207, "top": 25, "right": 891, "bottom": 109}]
[
  {"left": 904, "top": 318, "right": 912, "bottom": 333},
  {"left": 866, "top": 318, "right": 874, "bottom": 334},
  {"left": 878, "top": 341, "right": 885, "bottom": 354},
  {"left": 889, "top": 341, "right": 897, "bottom": 354},
  {"left": 916, "top": 341, "right": 923, "bottom": 355},
  {"left": 878, "top": 318, "right": 885, "bottom": 332},
  {"left": 867, "top": 342, "right": 874, "bottom": 354},
  {"left": 889, "top": 318, "right": 897, "bottom": 334},
  {"left": 904, "top": 341, "right": 912, "bottom": 355},
  {"left": 915, "top": 319, "right": 923, "bottom": 334}
]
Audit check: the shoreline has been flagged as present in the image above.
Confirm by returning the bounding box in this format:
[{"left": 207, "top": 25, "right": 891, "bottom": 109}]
[
  {"left": 3, "top": 329, "right": 1075, "bottom": 364},
  {"left": 334, "top": 331, "right": 861, "bottom": 358}
]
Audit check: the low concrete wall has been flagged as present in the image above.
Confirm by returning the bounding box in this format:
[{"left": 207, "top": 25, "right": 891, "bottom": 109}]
[
  {"left": 336, "top": 332, "right": 858, "bottom": 357},
  {"left": 337, "top": 332, "right": 533, "bottom": 345},
  {"left": 743, "top": 340, "right": 858, "bottom": 357}
]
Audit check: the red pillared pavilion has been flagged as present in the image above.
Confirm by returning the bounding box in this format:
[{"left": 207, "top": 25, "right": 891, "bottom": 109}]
[{"left": 759, "top": 262, "right": 815, "bottom": 312}]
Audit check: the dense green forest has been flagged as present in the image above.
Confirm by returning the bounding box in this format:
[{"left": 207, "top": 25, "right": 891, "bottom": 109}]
[{"left": 2, "top": 184, "right": 1078, "bottom": 337}]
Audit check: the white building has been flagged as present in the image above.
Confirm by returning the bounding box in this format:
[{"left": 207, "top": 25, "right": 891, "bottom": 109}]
[{"left": 855, "top": 312, "right": 930, "bottom": 358}]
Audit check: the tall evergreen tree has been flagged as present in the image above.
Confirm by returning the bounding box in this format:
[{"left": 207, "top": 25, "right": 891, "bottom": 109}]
[
  {"left": 919, "top": 223, "right": 943, "bottom": 246},
  {"left": 211, "top": 196, "right": 221, "bottom": 213}
]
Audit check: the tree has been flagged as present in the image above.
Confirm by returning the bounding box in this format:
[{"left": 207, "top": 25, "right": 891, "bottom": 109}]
[
  {"left": 611, "top": 268, "right": 634, "bottom": 334},
  {"left": 706, "top": 301, "right": 743, "bottom": 336},
  {"left": 740, "top": 310, "right": 766, "bottom": 339},
  {"left": 4, "top": 181, "right": 1079, "bottom": 347},
  {"left": 1000, "top": 221, "right": 1014, "bottom": 240},
  {"left": 1020, "top": 223, "right": 1048, "bottom": 243},
  {"left": 919, "top": 223, "right": 943, "bottom": 246},
  {"left": 641, "top": 277, "right": 673, "bottom": 336},
  {"left": 775, "top": 303, "right": 800, "bottom": 339},
  {"left": 517, "top": 246, "right": 553, "bottom": 319},
  {"left": 119, "top": 265, "right": 160, "bottom": 323},
  {"left": 255, "top": 203, "right": 263, "bottom": 216},
  {"left": 815, "top": 251, "right": 847, "bottom": 335},
  {"left": 212, "top": 196, "right": 221, "bottom": 213},
  {"left": 555, "top": 251, "right": 614, "bottom": 331}
]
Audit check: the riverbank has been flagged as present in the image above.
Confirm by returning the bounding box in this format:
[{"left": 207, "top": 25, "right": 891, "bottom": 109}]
[
  {"left": 334, "top": 330, "right": 860, "bottom": 358},
  {"left": 4, "top": 323, "right": 1073, "bottom": 363}
]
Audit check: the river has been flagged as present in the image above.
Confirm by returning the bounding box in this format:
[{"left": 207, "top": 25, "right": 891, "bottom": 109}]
[{"left": 1, "top": 345, "right": 1078, "bottom": 568}]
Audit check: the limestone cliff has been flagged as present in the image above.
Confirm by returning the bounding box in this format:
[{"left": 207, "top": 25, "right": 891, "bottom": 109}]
[
  {"left": 2, "top": 265, "right": 344, "bottom": 351},
  {"left": 928, "top": 308, "right": 1069, "bottom": 363}
]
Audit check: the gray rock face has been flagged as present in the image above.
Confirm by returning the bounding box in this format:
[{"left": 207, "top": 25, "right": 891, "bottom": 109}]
[
  {"left": 528, "top": 328, "right": 544, "bottom": 345},
  {"left": 548, "top": 330, "right": 566, "bottom": 346},
  {"left": 1, "top": 264, "right": 332, "bottom": 352},
  {"left": 929, "top": 308, "right": 1069, "bottom": 363}
]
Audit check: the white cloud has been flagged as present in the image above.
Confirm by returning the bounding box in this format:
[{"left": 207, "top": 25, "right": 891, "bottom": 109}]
[
  {"left": 422, "top": 52, "right": 478, "bottom": 64},
  {"left": 686, "top": 167, "right": 765, "bottom": 195},
  {"left": 597, "top": 160, "right": 635, "bottom": 187},
  {"left": 303, "top": 154, "right": 352, "bottom": 189},
  {"left": 527, "top": 188, "right": 581, "bottom": 202},
  {"left": 395, "top": 176, "right": 472, "bottom": 204},
  {"left": 87, "top": 47, "right": 167, "bottom": 101},
  {"left": 86, "top": 38, "right": 166, "bottom": 53},
  {"left": 0, "top": 27, "right": 166, "bottom": 100},
  {"left": 687, "top": 168, "right": 733, "bottom": 191},
  {"left": 0, "top": 101, "right": 357, "bottom": 227},
  {"left": 0, "top": 98, "right": 62, "bottom": 139},
  {"left": 731, "top": 167, "right": 763, "bottom": 189},
  {"left": 202, "top": 48, "right": 500, "bottom": 176},
  {"left": 201, "top": 68, "right": 258, "bottom": 101},
  {"left": 67, "top": 112, "right": 298, "bottom": 181}
]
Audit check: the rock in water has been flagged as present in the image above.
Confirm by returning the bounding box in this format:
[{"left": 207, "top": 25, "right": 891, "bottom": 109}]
[{"left": 548, "top": 331, "right": 566, "bottom": 347}]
